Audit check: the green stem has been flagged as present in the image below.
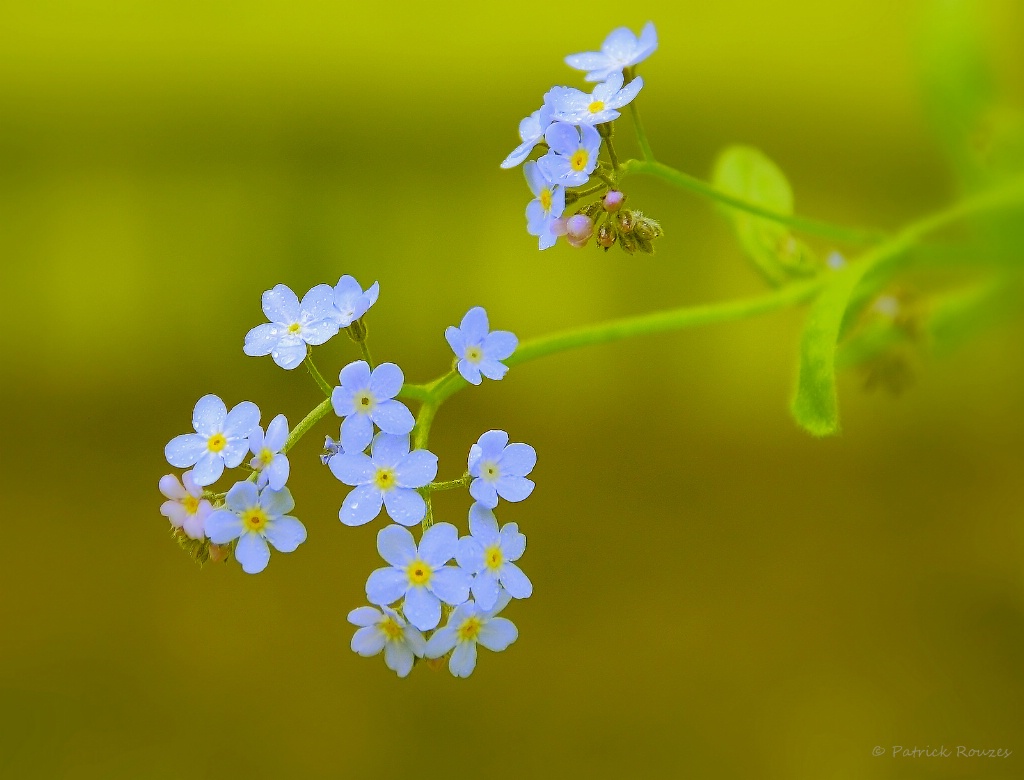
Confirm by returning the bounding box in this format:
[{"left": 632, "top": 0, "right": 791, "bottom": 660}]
[
  {"left": 624, "top": 67, "right": 653, "bottom": 160},
  {"left": 620, "top": 158, "right": 888, "bottom": 245},
  {"left": 429, "top": 474, "right": 471, "bottom": 492},
  {"left": 413, "top": 401, "right": 439, "bottom": 451},
  {"left": 304, "top": 355, "right": 334, "bottom": 397},
  {"left": 356, "top": 340, "right": 374, "bottom": 369},
  {"left": 282, "top": 398, "right": 333, "bottom": 455}
]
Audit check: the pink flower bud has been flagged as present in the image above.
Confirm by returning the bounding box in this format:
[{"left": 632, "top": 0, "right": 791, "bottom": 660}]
[
  {"left": 603, "top": 190, "right": 625, "bottom": 212},
  {"left": 566, "top": 214, "right": 594, "bottom": 247},
  {"left": 550, "top": 217, "right": 569, "bottom": 237}
]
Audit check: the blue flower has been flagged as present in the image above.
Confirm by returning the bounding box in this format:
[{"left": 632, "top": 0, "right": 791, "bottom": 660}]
[
  {"left": 564, "top": 22, "right": 658, "bottom": 82},
  {"left": 545, "top": 73, "right": 644, "bottom": 126},
  {"left": 347, "top": 605, "right": 427, "bottom": 678},
  {"left": 329, "top": 433, "right": 438, "bottom": 527},
  {"left": 164, "top": 394, "right": 260, "bottom": 487},
  {"left": 365, "top": 523, "right": 472, "bottom": 631},
  {"left": 445, "top": 307, "right": 518, "bottom": 385},
  {"left": 248, "top": 413, "right": 290, "bottom": 490},
  {"left": 501, "top": 104, "right": 554, "bottom": 169},
  {"left": 244, "top": 284, "right": 339, "bottom": 370},
  {"left": 332, "top": 274, "right": 380, "bottom": 328},
  {"left": 423, "top": 592, "right": 518, "bottom": 678},
  {"left": 456, "top": 503, "right": 533, "bottom": 611},
  {"left": 205, "top": 482, "right": 307, "bottom": 574},
  {"left": 538, "top": 122, "right": 601, "bottom": 187},
  {"left": 331, "top": 360, "right": 415, "bottom": 452},
  {"left": 524, "top": 161, "right": 565, "bottom": 250},
  {"left": 468, "top": 430, "right": 537, "bottom": 509}
]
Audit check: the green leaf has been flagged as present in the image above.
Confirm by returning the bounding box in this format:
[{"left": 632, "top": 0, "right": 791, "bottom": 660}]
[{"left": 712, "top": 145, "right": 816, "bottom": 284}]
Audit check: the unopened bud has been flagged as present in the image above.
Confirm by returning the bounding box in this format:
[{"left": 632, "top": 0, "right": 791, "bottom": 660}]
[
  {"left": 634, "top": 216, "right": 663, "bottom": 241},
  {"left": 550, "top": 217, "right": 569, "bottom": 237},
  {"left": 636, "top": 236, "right": 655, "bottom": 254},
  {"left": 346, "top": 319, "right": 368, "bottom": 343},
  {"left": 616, "top": 209, "right": 635, "bottom": 233},
  {"left": 619, "top": 231, "right": 639, "bottom": 255},
  {"left": 597, "top": 222, "right": 617, "bottom": 250},
  {"left": 581, "top": 201, "right": 603, "bottom": 220},
  {"left": 566, "top": 214, "right": 594, "bottom": 247},
  {"left": 603, "top": 190, "right": 625, "bottom": 212}
]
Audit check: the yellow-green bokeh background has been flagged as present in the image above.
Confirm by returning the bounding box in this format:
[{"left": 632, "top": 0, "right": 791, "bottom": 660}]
[{"left": 2, "top": 2, "right": 1023, "bottom": 778}]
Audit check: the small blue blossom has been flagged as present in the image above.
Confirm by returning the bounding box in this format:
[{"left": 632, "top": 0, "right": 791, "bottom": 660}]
[
  {"left": 456, "top": 504, "right": 533, "bottom": 611},
  {"left": 468, "top": 430, "right": 537, "bottom": 509},
  {"left": 564, "top": 22, "right": 658, "bottom": 82},
  {"left": 244, "top": 283, "right": 340, "bottom": 370},
  {"left": 332, "top": 274, "right": 380, "bottom": 328},
  {"left": 501, "top": 104, "right": 554, "bottom": 169},
  {"left": 165, "top": 395, "right": 260, "bottom": 487},
  {"left": 248, "top": 413, "right": 290, "bottom": 490},
  {"left": 538, "top": 122, "right": 601, "bottom": 187},
  {"left": 365, "top": 523, "right": 472, "bottom": 631},
  {"left": 423, "top": 592, "right": 518, "bottom": 678},
  {"left": 321, "top": 432, "right": 344, "bottom": 465},
  {"left": 445, "top": 307, "right": 518, "bottom": 385},
  {"left": 331, "top": 360, "right": 415, "bottom": 452},
  {"left": 205, "top": 482, "right": 307, "bottom": 574},
  {"left": 524, "top": 161, "right": 565, "bottom": 250},
  {"left": 347, "top": 605, "right": 427, "bottom": 678},
  {"left": 329, "top": 432, "right": 438, "bottom": 527},
  {"left": 545, "top": 73, "right": 644, "bottom": 126}
]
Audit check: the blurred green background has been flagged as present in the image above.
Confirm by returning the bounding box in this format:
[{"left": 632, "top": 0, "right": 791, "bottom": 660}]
[{"left": 2, "top": 1, "right": 1023, "bottom": 778}]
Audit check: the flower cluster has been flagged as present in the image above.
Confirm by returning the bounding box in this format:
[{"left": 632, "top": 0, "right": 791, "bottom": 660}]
[
  {"left": 160, "top": 274, "right": 534, "bottom": 678},
  {"left": 502, "top": 22, "right": 664, "bottom": 254}
]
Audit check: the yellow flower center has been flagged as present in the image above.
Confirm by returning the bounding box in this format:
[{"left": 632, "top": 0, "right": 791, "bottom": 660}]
[
  {"left": 406, "top": 559, "right": 433, "bottom": 587},
  {"left": 207, "top": 433, "right": 227, "bottom": 453},
  {"left": 481, "top": 461, "right": 500, "bottom": 482},
  {"left": 465, "top": 346, "right": 483, "bottom": 364},
  {"left": 356, "top": 392, "right": 375, "bottom": 413},
  {"left": 258, "top": 447, "right": 274, "bottom": 466},
  {"left": 484, "top": 545, "right": 503, "bottom": 572},
  {"left": 241, "top": 507, "right": 269, "bottom": 533},
  {"left": 374, "top": 467, "right": 397, "bottom": 491},
  {"left": 539, "top": 188, "right": 552, "bottom": 212},
  {"left": 182, "top": 495, "right": 200, "bottom": 514},
  {"left": 570, "top": 150, "right": 589, "bottom": 172},
  {"left": 588, "top": 100, "right": 605, "bottom": 113},
  {"left": 381, "top": 616, "right": 404, "bottom": 641},
  {"left": 287, "top": 322, "right": 302, "bottom": 334},
  {"left": 457, "top": 616, "right": 482, "bottom": 642}
]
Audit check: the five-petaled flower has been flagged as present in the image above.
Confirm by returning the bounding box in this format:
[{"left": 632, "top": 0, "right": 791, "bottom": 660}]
[
  {"left": 331, "top": 360, "right": 415, "bottom": 453},
  {"left": 501, "top": 105, "right": 554, "bottom": 169},
  {"left": 545, "top": 72, "right": 644, "bottom": 126},
  {"left": 456, "top": 503, "right": 533, "bottom": 611},
  {"left": 365, "top": 523, "right": 472, "bottom": 631},
  {"left": 243, "top": 283, "right": 340, "bottom": 370},
  {"left": 159, "top": 470, "right": 213, "bottom": 540},
  {"left": 524, "top": 161, "right": 566, "bottom": 250},
  {"left": 329, "top": 433, "right": 438, "bottom": 527},
  {"left": 564, "top": 22, "right": 658, "bottom": 82},
  {"left": 164, "top": 395, "right": 261, "bottom": 487},
  {"left": 445, "top": 306, "right": 518, "bottom": 385},
  {"left": 205, "top": 482, "right": 307, "bottom": 574},
  {"left": 468, "top": 430, "right": 537, "bottom": 509},
  {"left": 347, "top": 604, "right": 427, "bottom": 678},
  {"left": 248, "top": 413, "right": 290, "bottom": 491},
  {"left": 538, "top": 122, "right": 601, "bottom": 187},
  {"left": 423, "top": 592, "right": 519, "bottom": 678},
  {"left": 332, "top": 274, "right": 380, "bottom": 328}
]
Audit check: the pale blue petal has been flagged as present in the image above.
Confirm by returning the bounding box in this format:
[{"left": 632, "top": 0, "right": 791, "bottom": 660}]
[
  {"left": 496, "top": 476, "right": 534, "bottom": 503},
  {"left": 351, "top": 625, "right": 385, "bottom": 656},
  {"left": 419, "top": 523, "right": 458, "bottom": 567},
  {"left": 329, "top": 451, "right": 375, "bottom": 485},
  {"left": 477, "top": 617, "right": 518, "bottom": 652},
  {"left": 609, "top": 75, "right": 643, "bottom": 109},
  {"left": 449, "top": 641, "right": 478, "bottom": 678},
  {"left": 205, "top": 510, "right": 244, "bottom": 544},
  {"left": 265, "top": 455, "right": 289, "bottom": 490},
  {"left": 331, "top": 386, "right": 355, "bottom": 418},
  {"left": 192, "top": 394, "right": 226, "bottom": 436},
  {"left": 165, "top": 433, "right": 206, "bottom": 468},
  {"left": 301, "top": 319, "right": 338, "bottom": 346},
  {"left": 459, "top": 306, "right": 489, "bottom": 342},
  {"left": 486, "top": 591, "right": 513, "bottom": 618},
  {"left": 394, "top": 449, "right": 437, "bottom": 488},
  {"left": 221, "top": 439, "right": 249, "bottom": 469},
  {"left": 445, "top": 325, "right": 466, "bottom": 356},
  {"left": 471, "top": 571, "right": 501, "bottom": 611},
  {"left": 499, "top": 522, "right": 527, "bottom": 560},
  {"left": 500, "top": 443, "right": 537, "bottom": 476},
  {"left": 243, "top": 323, "right": 280, "bottom": 357},
  {"left": 499, "top": 562, "right": 532, "bottom": 599},
  {"left": 384, "top": 642, "right": 415, "bottom": 677},
  {"left": 477, "top": 430, "right": 510, "bottom": 458},
  {"left": 523, "top": 160, "right": 545, "bottom": 197},
  {"left": 366, "top": 567, "right": 408, "bottom": 605},
  {"left": 368, "top": 363, "right": 404, "bottom": 399},
  {"left": 248, "top": 426, "right": 265, "bottom": 455},
  {"left": 382, "top": 487, "right": 426, "bottom": 526},
  {"left": 265, "top": 516, "right": 306, "bottom": 553},
  {"left": 190, "top": 451, "right": 224, "bottom": 487},
  {"left": 483, "top": 331, "right": 517, "bottom": 361},
  {"left": 371, "top": 400, "right": 415, "bottom": 436},
  {"left": 469, "top": 479, "right": 498, "bottom": 509},
  {"left": 271, "top": 341, "right": 306, "bottom": 370},
  {"left": 402, "top": 625, "right": 427, "bottom": 658},
  {"left": 469, "top": 504, "right": 500, "bottom": 545},
  {"left": 333, "top": 275, "right": 362, "bottom": 307},
  {"left": 544, "top": 121, "right": 580, "bottom": 156},
  {"left": 340, "top": 484, "right": 384, "bottom": 526},
  {"left": 348, "top": 606, "right": 382, "bottom": 627},
  {"left": 225, "top": 481, "right": 259, "bottom": 512},
  {"left": 262, "top": 284, "right": 299, "bottom": 324},
  {"left": 403, "top": 587, "right": 441, "bottom": 631},
  {"left": 478, "top": 360, "right": 508, "bottom": 381},
  {"left": 457, "top": 361, "right": 482, "bottom": 385},
  {"left": 456, "top": 536, "right": 485, "bottom": 573},
  {"left": 339, "top": 360, "right": 371, "bottom": 390},
  {"left": 602, "top": 27, "right": 638, "bottom": 60},
  {"left": 299, "top": 284, "right": 336, "bottom": 324},
  {"left": 371, "top": 432, "right": 410, "bottom": 467},
  {"left": 259, "top": 486, "right": 294, "bottom": 517},
  {"left": 236, "top": 532, "right": 271, "bottom": 574},
  {"left": 377, "top": 524, "right": 416, "bottom": 567},
  {"left": 467, "top": 443, "right": 482, "bottom": 473},
  {"left": 501, "top": 139, "right": 533, "bottom": 169},
  {"left": 431, "top": 567, "right": 472, "bottom": 606},
  {"left": 424, "top": 626, "right": 458, "bottom": 658},
  {"left": 580, "top": 123, "right": 602, "bottom": 154},
  {"left": 264, "top": 415, "right": 289, "bottom": 451},
  {"left": 637, "top": 22, "right": 658, "bottom": 59},
  {"left": 564, "top": 52, "right": 609, "bottom": 71},
  {"left": 363, "top": 281, "right": 379, "bottom": 309},
  {"left": 340, "top": 414, "right": 374, "bottom": 453}
]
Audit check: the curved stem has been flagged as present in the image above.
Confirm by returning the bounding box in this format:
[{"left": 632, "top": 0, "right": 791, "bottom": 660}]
[
  {"left": 621, "top": 158, "right": 888, "bottom": 245},
  {"left": 282, "top": 397, "right": 333, "bottom": 455},
  {"left": 304, "top": 355, "right": 334, "bottom": 397},
  {"left": 624, "top": 68, "right": 653, "bottom": 160}
]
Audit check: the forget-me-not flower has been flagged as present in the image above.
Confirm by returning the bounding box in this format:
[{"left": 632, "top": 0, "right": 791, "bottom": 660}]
[
  {"left": 248, "top": 414, "right": 290, "bottom": 490},
  {"left": 468, "top": 430, "right": 537, "bottom": 509},
  {"left": 538, "top": 122, "right": 601, "bottom": 187},
  {"left": 159, "top": 470, "right": 213, "bottom": 540},
  {"left": 329, "top": 432, "right": 437, "bottom": 527},
  {"left": 564, "top": 22, "right": 658, "bottom": 82},
  {"left": 165, "top": 395, "right": 260, "bottom": 487},
  {"left": 445, "top": 306, "right": 518, "bottom": 385},
  {"left": 501, "top": 105, "right": 553, "bottom": 169},
  {"left": 423, "top": 592, "right": 518, "bottom": 678},
  {"left": 205, "top": 482, "right": 306, "bottom": 574},
  {"left": 347, "top": 605, "right": 427, "bottom": 678},
  {"left": 546, "top": 73, "right": 644, "bottom": 126},
  {"left": 524, "top": 161, "right": 565, "bottom": 250},
  {"left": 365, "top": 523, "right": 472, "bottom": 631},
  {"left": 332, "top": 274, "right": 380, "bottom": 328},
  {"left": 331, "top": 360, "right": 415, "bottom": 452},
  {"left": 243, "top": 284, "right": 339, "bottom": 370},
  {"left": 456, "top": 503, "right": 533, "bottom": 611}
]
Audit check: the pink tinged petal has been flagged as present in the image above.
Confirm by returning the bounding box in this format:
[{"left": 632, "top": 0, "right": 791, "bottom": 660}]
[
  {"left": 351, "top": 625, "right": 386, "bottom": 657},
  {"left": 243, "top": 323, "right": 281, "bottom": 357},
  {"left": 394, "top": 450, "right": 438, "bottom": 488},
  {"left": 366, "top": 567, "right": 409, "bottom": 605},
  {"left": 419, "top": 522, "right": 459, "bottom": 567},
  {"left": 181, "top": 505, "right": 210, "bottom": 540},
  {"left": 459, "top": 306, "right": 489, "bottom": 341},
  {"left": 192, "top": 395, "right": 227, "bottom": 436},
  {"left": 499, "top": 562, "right": 533, "bottom": 599},
  {"left": 424, "top": 626, "right": 458, "bottom": 658},
  {"left": 236, "top": 532, "right": 270, "bottom": 574},
  {"left": 339, "top": 360, "right": 371, "bottom": 390},
  {"left": 449, "top": 641, "right": 478, "bottom": 678},
  {"left": 403, "top": 587, "right": 441, "bottom": 632},
  {"left": 471, "top": 571, "right": 501, "bottom": 611},
  {"left": 329, "top": 452, "right": 375, "bottom": 486},
  {"left": 205, "top": 509, "right": 244, "bottom": 543},
  {"left": 384, "top": 641, "right": 415, "bottom": 677},
  {"left": 264, "top": 516, "right": 306, "bottom": 553},
  {"left": 159, "top": 475, "right": 186, "bottom": 500},
  {"left": 182, "top": 471, "right": 203, "bottom": 497},
  {"left": 340, "top": 484, "right": 384, "bottom": 526},
  {"left": 368, "top": 363, "right": 404, "bottom": 399},
  {"left": 271, "top": 341, "right": 307, "bottom": 370},
  {"left": 609, "top": 76, "right": 643, "bottom": 109},
  {"left": 221, "top": 439, "right": 249, "bottom": 469},
  {"left": 301, "top": 319, "right": 338, "bottom": 346},
  {"left": 500, "top": 443, "right": 537, "bottom": 476},
  {"left": 483, "top": 331, "right": 517, "bottom": 361},
  {"left": 161, "top": 500, "right": 187, "bottom": 528},
  {"left": 371, "top": 400, "right": 415, "bottom": 437},
  {"left": 470, "top": 479, "right": 499, "bottom": 509},
  {"left": 445, "top": 325, "right": 467, "bottom": 356},
  {"left": 477, "top": 430, "right": 510, "bottom": 458},
  {"left": 348, "top": 606, "right": 382, "bottom": 627},
  {"left": 402, "top": 626, "right": 427, "bottom": 657},
  {"left": 496, "top": 476, "right": 535, "bottom": 503},
  {"left": 499, "top": 523, "right": 527, "bottom": 560},
  {"left": 429, "top": 567, "right": 472, "bottom": 606},
  {"left": 478, "top": 360, "right": 508, "bottom": 381},
  {"left": 468, "top": 503, "right": 500, "bottom": 544},
  {"left": 477, "top": 617, "right": 518, "bottom": 652},
  {"left": 265, "top": 455, "right": 289, "bottom": 491},
  {"left": 377, "top": 524, "right": 417, "bottom": 567},
  {"left": 225, "top": 481, "right": 259, "bottom": 512},
  {"left": 371, "top": 432, "right": 410, "bottom": 466},
  {"left": 340, "top": 415, "right": 373, "bottom": 453},
  {"left": 456, "top": 537, "right": 485, "bottom": 572},
  {"left": 262, "top": 284, "right": 300, "bottom": 324},
  {"left": 382, "top": 488, "right": 425, "bottom": 527},
  {"left": 224, "top": 402, "right": 260, "bottom": 439},
  {"left": 190, "top": 451, "right": 224, "bottom": 487},
  {"left": 259, "top": 486, "right": 294, "bottom": 517}
]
